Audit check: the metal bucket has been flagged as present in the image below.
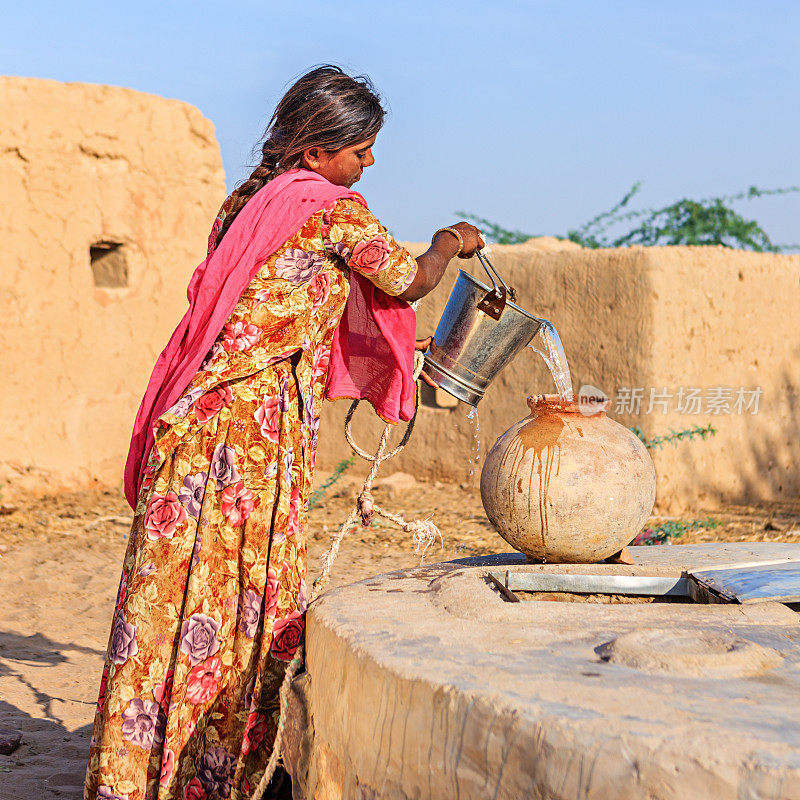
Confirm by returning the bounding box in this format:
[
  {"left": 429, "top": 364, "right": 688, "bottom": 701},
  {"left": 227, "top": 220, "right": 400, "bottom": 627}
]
[{"left": 422, "top": 256, "right": 543, "bottom": 406}]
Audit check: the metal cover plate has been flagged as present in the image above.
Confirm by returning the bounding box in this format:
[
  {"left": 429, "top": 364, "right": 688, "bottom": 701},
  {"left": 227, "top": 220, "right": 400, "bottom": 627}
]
[
  {"left": 488, "top": 571, "right": 690, "bottom": 597},
  {"left": 689, "top": 561, "right": 800, "bottom": 604}
]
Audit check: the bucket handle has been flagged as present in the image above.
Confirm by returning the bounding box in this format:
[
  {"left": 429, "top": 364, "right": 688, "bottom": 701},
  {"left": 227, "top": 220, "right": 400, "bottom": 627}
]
[{"left": 475, "top": 250, "right": 515, "bottom": 321}]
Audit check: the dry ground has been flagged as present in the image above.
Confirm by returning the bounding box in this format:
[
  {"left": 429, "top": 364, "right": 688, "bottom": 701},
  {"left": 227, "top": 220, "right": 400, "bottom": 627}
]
[{"left": 1, "top": 476, "right": 799, "bottom": 798}]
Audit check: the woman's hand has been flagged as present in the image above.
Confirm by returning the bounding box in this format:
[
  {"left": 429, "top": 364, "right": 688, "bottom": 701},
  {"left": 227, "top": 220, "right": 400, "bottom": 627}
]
[
  {"left": 443, "top": 222, "right": 486, "bottom": 259},
  {"left": 415, "top": 336, "right": 437, "bottom": 388}
]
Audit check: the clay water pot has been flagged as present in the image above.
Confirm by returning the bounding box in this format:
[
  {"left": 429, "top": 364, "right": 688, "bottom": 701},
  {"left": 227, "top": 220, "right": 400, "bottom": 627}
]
[{"left": 480, "top": 395, "right": 656, "bottom": 563}]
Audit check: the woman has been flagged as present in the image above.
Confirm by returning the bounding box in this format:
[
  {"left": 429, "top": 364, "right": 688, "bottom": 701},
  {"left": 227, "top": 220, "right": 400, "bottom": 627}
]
[{"left": 85, "top": 65, "right": 483, "bottom": 800}]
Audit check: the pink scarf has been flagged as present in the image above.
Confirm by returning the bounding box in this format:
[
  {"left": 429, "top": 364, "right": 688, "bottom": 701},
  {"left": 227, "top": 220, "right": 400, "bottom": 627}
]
[{"left": 124, "top": 168, "right": 417, "bottom": 509}]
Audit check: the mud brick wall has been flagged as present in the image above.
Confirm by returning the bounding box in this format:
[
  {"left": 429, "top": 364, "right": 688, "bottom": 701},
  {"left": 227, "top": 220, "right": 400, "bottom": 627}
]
[{"left": 0, "top": 77, "right": 225, "bottom": 495}]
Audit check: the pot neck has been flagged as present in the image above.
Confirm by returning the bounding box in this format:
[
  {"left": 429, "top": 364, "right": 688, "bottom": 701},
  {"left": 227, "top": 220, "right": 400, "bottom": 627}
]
[{"left": 527, "top": 394, "right": 606, "bottom": 417}]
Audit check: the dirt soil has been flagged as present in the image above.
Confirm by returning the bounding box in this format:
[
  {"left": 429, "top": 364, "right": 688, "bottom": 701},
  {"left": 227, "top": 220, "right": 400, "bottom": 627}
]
[{"left": 1, "top": 476, "right": 799, "bottom": 798}]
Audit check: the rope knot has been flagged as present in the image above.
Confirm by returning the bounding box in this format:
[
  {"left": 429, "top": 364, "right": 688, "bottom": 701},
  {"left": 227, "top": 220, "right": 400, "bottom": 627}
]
[{"left": 357, "top": 491, "right": 375, "bottom": 527}]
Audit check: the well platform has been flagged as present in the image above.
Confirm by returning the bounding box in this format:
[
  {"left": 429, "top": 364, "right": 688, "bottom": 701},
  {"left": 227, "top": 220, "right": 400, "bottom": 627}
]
[{"left": 286, "top": 543, "right": 800, "bottom": 799}]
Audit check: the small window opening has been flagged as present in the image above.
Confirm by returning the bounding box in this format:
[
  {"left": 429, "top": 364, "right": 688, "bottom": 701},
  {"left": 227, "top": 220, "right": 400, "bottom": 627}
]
[{"left": 90, "top": 241, "right": 128, "bottom": 288}]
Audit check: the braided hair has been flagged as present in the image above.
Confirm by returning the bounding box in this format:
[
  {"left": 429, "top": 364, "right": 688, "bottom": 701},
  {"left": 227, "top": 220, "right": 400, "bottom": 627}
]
[{"left": 216, "top": 65, "right": 385, "bottom": 245}]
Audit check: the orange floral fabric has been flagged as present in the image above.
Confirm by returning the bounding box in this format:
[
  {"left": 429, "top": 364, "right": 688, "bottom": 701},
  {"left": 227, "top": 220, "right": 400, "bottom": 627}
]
[{"left": 84, "top": 198, "right": 417, "bottom": 800}]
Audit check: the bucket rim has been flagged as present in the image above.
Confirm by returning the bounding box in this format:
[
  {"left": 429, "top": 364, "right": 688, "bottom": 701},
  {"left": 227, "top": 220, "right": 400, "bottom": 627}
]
[{"left": 457, "top": 269, "right": 543, "bottom": 323}]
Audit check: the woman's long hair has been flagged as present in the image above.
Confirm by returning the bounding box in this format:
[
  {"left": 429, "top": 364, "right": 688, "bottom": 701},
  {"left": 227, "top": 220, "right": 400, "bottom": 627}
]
[{"left": 216, "top": 65, "right": 385, "bottom": 245}]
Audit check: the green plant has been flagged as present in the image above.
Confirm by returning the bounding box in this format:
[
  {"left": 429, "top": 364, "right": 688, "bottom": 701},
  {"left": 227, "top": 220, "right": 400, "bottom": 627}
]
[
  {"left": 568, "top": 184, "right": 800, "bottom": 251},
  {"left": 460, "top": 184, "right": 800, "bottom": 252},
  {"left": 630, "top": 423, "right": 717, "bottom": 450},
  {"left": 309, "top": 456, "right": 356, "bottom": 509},
  {"left": 633, "top": 517, "right": 721, "bottom": 546}
]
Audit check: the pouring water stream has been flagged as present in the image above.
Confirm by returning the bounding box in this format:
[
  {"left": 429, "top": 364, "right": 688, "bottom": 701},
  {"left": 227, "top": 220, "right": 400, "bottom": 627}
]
[
  {"left": 466, "top": 407, "right": 481, "bottom": 479},
  {"left": 528, "top": 319, "right": 574, "bottom": 401}
]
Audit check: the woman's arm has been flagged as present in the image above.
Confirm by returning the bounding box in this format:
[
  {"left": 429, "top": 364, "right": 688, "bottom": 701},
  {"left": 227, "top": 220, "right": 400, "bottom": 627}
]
[{"left": 398, "top": 222, "right": 485, "bottom": 302}]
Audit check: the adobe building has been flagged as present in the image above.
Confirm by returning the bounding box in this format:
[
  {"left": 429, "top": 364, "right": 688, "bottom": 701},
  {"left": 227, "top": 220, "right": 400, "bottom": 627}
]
[{"left": 0, "top": 76, "right": 226, "bottom": 497}]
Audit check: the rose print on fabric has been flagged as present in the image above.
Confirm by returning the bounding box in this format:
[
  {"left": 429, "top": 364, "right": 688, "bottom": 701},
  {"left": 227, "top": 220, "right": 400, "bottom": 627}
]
[
  {"left": 167, "top": 387, "right": 204, "bottom": 419},
  {"left": 121, "top": 698, "right": 165, "bottom": 749},
  {"left": 325, "top": 239, "right": 352, "bottom": 262},
  {"left": 138, "top": 562, "right": 156, "bottom": 577},
  {"left": 270, "top": 610, "right": 304, "bottom": 662},
  {"left": 210, "top": 443, "right": 240, "bottom": 491},
  {"left": 144, "top": 491, "right": 188, "bottom": 542},
  {"left": 221, "top": 321, "right": 261, "bottom": 353},
  {"left": 237, "top": 588, "right": 261, "bottom": 638},
  {"left": 109, "top": 612, "right": 138, "bottom": 665},
  {"left": 179, "top": 471, "right": 207, "bottom": 518},
  {"left": 154, "top": 669, "right": 174, "bottom": 714},
  {"left": 241, "top": 712, "right": 268, "bottom": 755},
  {"left": 254, "top": 395, "right": 281, "bottom": 442},
  {"left": 186, "top": 657, "right": 223, "bottom": 705},
  {"left": 220, "top": 481, "right": 257, "bottom": 526},
  {"left": 320, "top": 204, "right": 333, "bottom": 235},
  {"left": 311, "top": 345, "right": 329, "bottom": 383},
  {"left": 198, "top": 746, "right": 235, "bottom": 798},
  {"left": 180, "top": 613, "right": 221, "bottom": 666},
  {"left": 159, "top": 748, "right": 175, "bottom": 787},
  {"left": 275, "top": 248, "right": 324, "bottom": 283},
  {"left": 350, "top": 235, "right": 391, "bottom": 274},
  {"left": 309, "top": 271, "right": 331, "bottom": 311},
  {"left": 182, "top": 778, "right": 206, "bottom": 800},
  {"left": 194, "top": 383, "right": 233, "bottom": 424},
  {"left": 264, "top": 569, "right": 280, "bottom": 619}
]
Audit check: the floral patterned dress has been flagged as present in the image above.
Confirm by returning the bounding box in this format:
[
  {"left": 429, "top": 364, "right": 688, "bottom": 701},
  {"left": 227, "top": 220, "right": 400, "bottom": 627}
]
[{"left": 84, "top": 198, "right": 418, "bottom": 800}]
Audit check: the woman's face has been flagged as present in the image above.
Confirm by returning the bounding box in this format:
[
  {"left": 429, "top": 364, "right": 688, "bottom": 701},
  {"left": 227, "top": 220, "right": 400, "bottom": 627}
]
[{"left": 302, "top": 135, "right": 377, "bottom": 187}]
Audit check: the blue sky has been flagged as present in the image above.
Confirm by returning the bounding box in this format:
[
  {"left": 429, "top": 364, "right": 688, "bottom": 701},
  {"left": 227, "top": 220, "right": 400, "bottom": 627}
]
[{"left": 3, "top": 0, "right": 799, "bottom": 244}]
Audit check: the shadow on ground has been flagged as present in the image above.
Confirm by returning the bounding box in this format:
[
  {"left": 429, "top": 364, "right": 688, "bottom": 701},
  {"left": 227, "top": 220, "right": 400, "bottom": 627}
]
[{"left": 0, "top": 629, "right": 101, "bottom": 799}]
